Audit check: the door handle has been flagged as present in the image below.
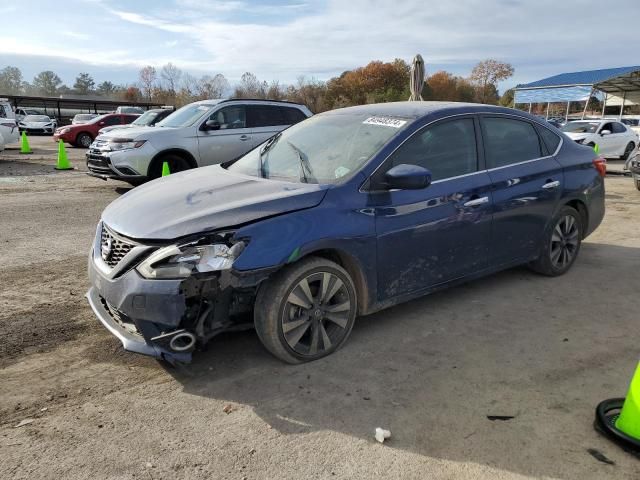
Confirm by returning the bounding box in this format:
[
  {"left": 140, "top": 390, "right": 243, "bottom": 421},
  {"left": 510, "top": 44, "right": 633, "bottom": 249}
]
[
  {"left": 463, "top": 196, "right": 489, "bottom": 207},
  {"left": 239, "top": 135, "right": 250, "bottom": 141},
  {"left": 542, "top": 180, "right": 560, "bottom": 190}
]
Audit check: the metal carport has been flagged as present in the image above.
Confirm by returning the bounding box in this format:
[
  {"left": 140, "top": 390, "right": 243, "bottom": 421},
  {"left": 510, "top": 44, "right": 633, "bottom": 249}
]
[{"left": 514, "top": 66, "right": 640, "bottom": 120}]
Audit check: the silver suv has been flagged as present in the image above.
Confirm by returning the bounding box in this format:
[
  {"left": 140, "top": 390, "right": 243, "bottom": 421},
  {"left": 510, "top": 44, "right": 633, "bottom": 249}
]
[{"left": 86, "top": 99, "right": 312, "bottom": 184}]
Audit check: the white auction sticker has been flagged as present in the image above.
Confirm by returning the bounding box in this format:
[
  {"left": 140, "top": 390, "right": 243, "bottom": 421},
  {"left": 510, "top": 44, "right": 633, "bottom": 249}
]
[{"left": 363, "top": 116, "right": 407, "bottom": 128}]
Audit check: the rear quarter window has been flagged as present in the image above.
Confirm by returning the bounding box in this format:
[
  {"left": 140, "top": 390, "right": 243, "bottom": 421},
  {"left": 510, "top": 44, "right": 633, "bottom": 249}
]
[
  {"left": 281, "top": 107, "right": 307, "bottom": 125},
  {"left": 538, "top": 126, "right": 561, "bottom": 154}
]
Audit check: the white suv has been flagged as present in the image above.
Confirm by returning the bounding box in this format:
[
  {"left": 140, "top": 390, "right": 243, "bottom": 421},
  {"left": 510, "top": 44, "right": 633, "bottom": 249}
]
[
  {"left": 0, "top": 98, "right": 20, "bottom": 147},
  {"left": 86, "top": 99, "right": 312, "bottom": 184}
]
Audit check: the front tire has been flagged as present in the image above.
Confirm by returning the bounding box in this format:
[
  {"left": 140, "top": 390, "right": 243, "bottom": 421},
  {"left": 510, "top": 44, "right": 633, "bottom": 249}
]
[
  {"left": 634, "top": 177, "right": 640, "bottom": 191},
  {"left": 254, "top": 257, "right": 357, "bottom": 364},
  {"left": 76, "top": 133, "right": 93, "bottom": 148},
  {"left": 147, "top": 154, "right": 192, "bottom": 180},
  {"left": 529, "top": 206, "right": 582, "bottom": 276}
]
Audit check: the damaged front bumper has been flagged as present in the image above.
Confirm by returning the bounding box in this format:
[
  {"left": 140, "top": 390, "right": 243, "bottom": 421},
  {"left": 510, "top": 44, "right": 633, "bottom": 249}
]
[{"left": 86, "top": 223, "right": 272, "bottom": 364}]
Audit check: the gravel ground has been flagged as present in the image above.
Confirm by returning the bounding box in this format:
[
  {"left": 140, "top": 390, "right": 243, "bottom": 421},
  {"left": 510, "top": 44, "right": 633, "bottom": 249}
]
[{"left": 1, "top": 136, "right": 639, "bottom": 480}]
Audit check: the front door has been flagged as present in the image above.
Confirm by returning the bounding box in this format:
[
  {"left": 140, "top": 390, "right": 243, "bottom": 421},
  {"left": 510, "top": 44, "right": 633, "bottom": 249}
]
[
  {"left": 596, "top": 121, "right": 621, "bottom": 157},
  {"left": 480, "top": 116, "right": 564, "bottom": 266},
  {"left": 372, "top": 116, "right": 493, "bottom": 300},
  {"left": 197, "top": 105, "right": 253, "bottom": 165}
]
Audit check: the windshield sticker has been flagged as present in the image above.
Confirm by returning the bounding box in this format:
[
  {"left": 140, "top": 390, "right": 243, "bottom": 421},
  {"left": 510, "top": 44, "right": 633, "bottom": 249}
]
[
  {"left": 363, "top": 116, "right": 407, "bottom": 128},
  {"left": 334, "top": 166, "right": 350, "bottom": 178}
]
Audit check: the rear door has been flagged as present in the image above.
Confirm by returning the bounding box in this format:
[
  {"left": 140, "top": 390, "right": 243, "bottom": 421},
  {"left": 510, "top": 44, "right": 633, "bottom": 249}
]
[
  {"left": 372, "top": 116, "right": 493, "bottom": 299},
  {"left": 122, "top": 114, "right": 138, "bottom": 125},
  {"left": 247, "top": 105, "right": 289, "bottom": 148},
  {"left": 480, "top": 115, "right": 564, "bottom": 266},
  {"left": 197, "top": 105, "right": 252, "bottom": 165}
]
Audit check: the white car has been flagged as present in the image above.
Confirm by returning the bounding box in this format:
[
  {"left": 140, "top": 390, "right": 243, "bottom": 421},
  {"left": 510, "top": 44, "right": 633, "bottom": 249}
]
[
  {"left": 86, "top": 99, "right": 312, "bottom": 185},
  {"left": 14, "top": 107, "right": 45, "bottom": 122},
  {"left": 18, "top": 115, "right": 58, "bottom": 135},
  {"left": 0, "top": 98, "right": 20, "bottom": 146},
  {"left": 72, "top": 113, "right": 99, "bottom": 125},
  {"left": 560, "top": 120, "right": 638, "bottom": 159}
]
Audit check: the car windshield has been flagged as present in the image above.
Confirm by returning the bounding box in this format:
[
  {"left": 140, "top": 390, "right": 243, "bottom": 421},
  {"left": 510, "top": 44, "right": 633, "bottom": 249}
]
[
  {"left": 24, "top": 115, "right": 49, "bottom": 122},
  {"left": 132, "top": 111, "right": 159, "bottom": 126},
  {"left": 75, "top": 114, "right": 95, "bottom": 121},
  {"left": 157, "top": 104, "right": 214, "bottom": 128},
  {"left": 88, "top": 114, "right": 108, "bottom": 124},
  {"left": 560, "top": 122, "right": 599, "bottom": 133},
  {"left": 227, "top": 112, "right": 409, "bottom": 184}
]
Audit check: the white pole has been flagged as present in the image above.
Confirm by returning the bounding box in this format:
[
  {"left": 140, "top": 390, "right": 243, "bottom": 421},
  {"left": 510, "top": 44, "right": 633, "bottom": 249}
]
[
  {"left": 619, "top": 91, "right": 626, "bottom": 120},
  {"left": 601, "top": 92, "right": 607, "bottom": 119},
  {"left": 528, "top": 103, "right": 532, "bottom": 113},
  {"left": 546, "top": 102, "right": 550, "bottom": 119},
  {"left": 565, "top": 101, "right": 570, "bottom": 121},
  {"left": 581, "top": 88, "right": 593, "bottom": 120}
]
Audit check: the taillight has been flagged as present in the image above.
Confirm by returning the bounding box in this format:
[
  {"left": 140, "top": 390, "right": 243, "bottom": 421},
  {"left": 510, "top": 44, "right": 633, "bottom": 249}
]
[{"left": 593, "top": 157, "right": 607, "bottom": 177}]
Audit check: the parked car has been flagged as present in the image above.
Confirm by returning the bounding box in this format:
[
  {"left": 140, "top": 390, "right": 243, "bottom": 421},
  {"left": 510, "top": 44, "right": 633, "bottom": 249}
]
[
  {"left": 14, "top": 107, "right": 45, "bottom": 122},
  {"left": 72, "top": 113, "right": 99, "bottom": 125},
  {"left": 86, "top": 99, "right": 311, "bottom": 184},
  {"left": 115, "top": 106, "right": 145, "bottom": 114},
  {"left": 53, "top": 113, "right": 140, "bottom": 148},
  {"left": 86, "top": 102, "right": 606, "bottom": 365},
  {"left": 560, "top": 119, "right": 638, "bottom": 159},
  {"left": 628, "top": 152, "right": 640, "bottom": 190},
  {"left": 98, "top": 108, "right": 174, "bottom": 135},
  {"left": 18, "top": 115, "right": 58, "bottom": 134}
]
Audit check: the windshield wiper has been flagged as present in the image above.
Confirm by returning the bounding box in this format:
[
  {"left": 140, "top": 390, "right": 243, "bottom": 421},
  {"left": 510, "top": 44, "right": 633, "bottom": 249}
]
[
  {"left": 287, "top": 141, "right": 316, "bottom": 184},
  {"left": 259, "top": 132, "right": 282, "bottom": 178}
]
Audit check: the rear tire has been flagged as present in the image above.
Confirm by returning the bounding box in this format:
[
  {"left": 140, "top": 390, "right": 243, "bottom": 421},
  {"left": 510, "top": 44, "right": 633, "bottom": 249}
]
[
  {"left": 635, "top": 177, "right": 640, "bottom": 191},
  {"left": 148, "top": 154, "right": 192, "bottom": 180},
  {"left": 76, "top": 133, "right": 93, "bottom": 148},
  {"left": 622, "top": 142, "right": 635, "bottom": 160},
  {"left": 529, "top": 206, "right": 582, "bottom": 277},
  {"left": 254, "top": 257, "right": 357, "bottom": 364}
]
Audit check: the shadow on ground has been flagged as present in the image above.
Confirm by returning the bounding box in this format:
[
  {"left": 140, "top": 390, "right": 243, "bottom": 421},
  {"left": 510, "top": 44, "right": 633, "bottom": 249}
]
[{"left": 163, "top": 242, "right": 640, "bottom": 479}]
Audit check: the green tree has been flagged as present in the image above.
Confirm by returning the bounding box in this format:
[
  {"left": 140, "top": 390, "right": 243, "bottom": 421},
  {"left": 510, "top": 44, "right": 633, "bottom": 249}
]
[
  {"left": 96, "top": 81, "right": 117, "bottom": 96},
  {"left": 73, "top": 72, "right": 95, "bottom": 94},
  {"left": 499, "top": 88, "right": 515, "bottom": 108},
  {"left": 32, "top": 71, "right": 63, "bottom": 96},
  {"left": 0, "top": 66, "right": 23, "bottom": 94}
]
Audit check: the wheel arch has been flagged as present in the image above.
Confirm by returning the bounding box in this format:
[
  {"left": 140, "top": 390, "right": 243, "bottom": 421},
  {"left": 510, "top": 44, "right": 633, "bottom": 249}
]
[
  {"left": 564, "top": 198, "right": 589, "bottom": 238},
  {"left": 150, "top": 148, "right": 198, "bottom": 172},
  {"left": 296, "top": 248, "right": 371, "bottom": 316}
]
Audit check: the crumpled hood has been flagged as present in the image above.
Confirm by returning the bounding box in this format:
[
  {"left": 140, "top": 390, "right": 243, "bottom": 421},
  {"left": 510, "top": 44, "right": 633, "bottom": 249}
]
[
  {"left": 564, "top": 132, "right": 590, "bottom": 142},
  {"left": 102, "top": 165, "right": 328, "bottom": 240}
]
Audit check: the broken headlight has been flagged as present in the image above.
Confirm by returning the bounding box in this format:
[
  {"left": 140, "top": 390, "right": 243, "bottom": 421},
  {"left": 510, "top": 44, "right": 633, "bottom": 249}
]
[{"left": 137, "top": 240, "right": 246, "bottom": 279}]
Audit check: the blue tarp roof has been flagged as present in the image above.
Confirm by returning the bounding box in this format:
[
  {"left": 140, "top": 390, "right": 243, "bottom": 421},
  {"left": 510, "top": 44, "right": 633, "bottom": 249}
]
[{"left": 519, "top": 66, "right": 640, "bottom": 88}]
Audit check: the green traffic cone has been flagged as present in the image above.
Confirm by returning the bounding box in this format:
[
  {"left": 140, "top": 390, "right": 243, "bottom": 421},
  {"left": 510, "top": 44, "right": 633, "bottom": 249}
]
[
  {"left": 615, "top": 362, "right": 640, "bottom": 439},
  {"left": 162, "top": 161, "right": 170, "bottom": 177},
  {"left": 593, "top": 143, "right": 600, "bottom": 154},
  {"left": 19, "top": 131, "right": 32, "bottom": 154},
  {"left": 55, "top": 140, "right": 73, "bottom": 170}
]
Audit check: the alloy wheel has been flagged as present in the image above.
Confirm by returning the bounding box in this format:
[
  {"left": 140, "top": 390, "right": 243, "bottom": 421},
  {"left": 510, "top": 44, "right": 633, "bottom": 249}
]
[
  {"left": 281, "top": 271, "right": 353, "bottom": 357},
  {"left": 550, "top": 215, "right": 579, "bottom": 269}
]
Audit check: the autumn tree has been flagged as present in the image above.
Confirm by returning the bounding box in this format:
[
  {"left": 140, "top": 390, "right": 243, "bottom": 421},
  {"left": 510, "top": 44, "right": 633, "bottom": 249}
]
[
  {"left": 499, "top": 88, "right": 515, "bottom": 108},
  {"left": 470, "top": 59, "right": 514, "bottom": 104},
  {"left": 234, "top": 72, "right": 267, "bottom": 98},
  {"left": 139, "top": 66, "right": 157, "bottom": 100},
  {"left": 73, "top": 72, "right": 95, "bottom": 94},
  {"left": 96, "top": 81, "right": 117, "bottom": 97},
  {"left": 0, "top": 66, "right": 23, "bottom": 94},
  {"left": 161, "top": 62, "right": 182, "bottom": 96},
  {"left": 426, "top": 71, "right": 458, "bottom": 101},
  {"left": 32, "top": 71, "right": 63, "bottom": 96},
  {"left": 120, "top": 86, "right": 141, "bottom": 102}
]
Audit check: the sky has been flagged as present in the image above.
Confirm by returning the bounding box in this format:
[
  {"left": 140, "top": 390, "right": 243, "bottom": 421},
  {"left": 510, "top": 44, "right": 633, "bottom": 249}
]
[{"left": 1, "top": 0, "right": 640, "bottom": 93}]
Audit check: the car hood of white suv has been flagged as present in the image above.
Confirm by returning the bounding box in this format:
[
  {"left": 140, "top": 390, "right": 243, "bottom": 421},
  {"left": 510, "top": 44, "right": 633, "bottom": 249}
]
[
  {"left": 101, "top": 165, "right": 329, "bottom": 240},
  {"left": 564, "top": 132, "right": 590, "bottom": 142},
  {"left": 20, "top": 120, "right": 54, "bottom": 127},
  {"left": 97, "top": 126, "right": 158, "bottom": 141}
]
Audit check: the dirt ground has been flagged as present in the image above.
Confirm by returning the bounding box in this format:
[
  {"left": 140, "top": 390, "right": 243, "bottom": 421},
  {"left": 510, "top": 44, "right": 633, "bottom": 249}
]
[{"left": 1, "top": 136, "right": 639, "bottom": 480}]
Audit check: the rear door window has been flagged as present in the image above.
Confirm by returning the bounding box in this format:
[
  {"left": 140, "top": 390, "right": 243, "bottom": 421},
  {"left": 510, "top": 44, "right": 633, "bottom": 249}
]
[
  {"left": 482, "top": 117, "right": 542, "bottom": 168},
  {"left": 612, "top": 122, "right": 627, "bottom": 134},
  {"left": 102, "top": 115, "right": 121, "bottom": 126},
  {"left": 247, "top": 105, "right": 286, "bottom": 128},
  {"left": 281, "top": 107, "right": 307, "bottom": 125},
  {"left": 538, "top": 126, "right": 561, "bottom": 154}
]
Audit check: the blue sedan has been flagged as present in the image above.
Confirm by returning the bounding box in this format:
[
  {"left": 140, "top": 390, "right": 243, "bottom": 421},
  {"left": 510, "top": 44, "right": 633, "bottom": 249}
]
[{"left": 87, "top": 102, "right": 606, "bottom": 364}]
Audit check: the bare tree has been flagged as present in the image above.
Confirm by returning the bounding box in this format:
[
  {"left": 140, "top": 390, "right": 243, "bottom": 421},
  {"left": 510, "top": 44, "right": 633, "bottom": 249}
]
[
  {"left": 138, "top": 66, "right": 157, "bottom": 101},
  {"left": 197, "top": 74, "right": 229, "bottom": 99},
  {"left": 161, "top": 62, "right": 182, "bottom": 96},
  {"left": 470, "top": 59, "right": 514, "bottom": 104}
]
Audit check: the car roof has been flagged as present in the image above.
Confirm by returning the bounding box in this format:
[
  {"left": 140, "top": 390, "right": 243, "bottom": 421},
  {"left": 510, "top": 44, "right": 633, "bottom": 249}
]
[
  {"left": 188, "top": 98, "right": 307, "bottom": 108},
  {"left": 319, "top": 101, "right": 523, "bottom": 119}
]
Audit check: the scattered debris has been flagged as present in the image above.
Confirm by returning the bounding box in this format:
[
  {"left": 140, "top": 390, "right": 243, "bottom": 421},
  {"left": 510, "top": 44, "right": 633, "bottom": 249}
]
[
  {"left": 363, "top": 396, "right": 371, "bottom": 401},
  {"left": 14, "top": 419, "right": 34, "bottom": 428},
  {"left": 587, "top": 448, "right": 615, "bottom": 465},
  {"left": 145, "top": 462, "right": 153, "bottom": 468},
  {"left": 249, "top": 448, "right": 256, "bottom": 455},
  {"left": 375, "top": 427, "right": 391, "bottom": 443},
  {"left": 40, "top": 407, "right": 48, "bottom": 412},
  {"left": 563, "top": 338, "right": 569, "bottom": 342},
  {"left": 487, "top": 415, "right": 515, "bottom": 421},
  {"left": 223, "top": 404, "right": 236, "bottom": 414},
  {"left": 45, "top": 394, "right": 54, "bottom": 401}
]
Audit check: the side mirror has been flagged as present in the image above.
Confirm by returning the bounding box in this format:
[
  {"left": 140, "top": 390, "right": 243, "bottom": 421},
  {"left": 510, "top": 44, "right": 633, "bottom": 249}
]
[
  {"left": 600, "top": 129, "right": 611, "bottom": 136},
  {"left": 384, "top": 164, "right": 432, "bottom": 190},
  {"left": 202, "top": 120, "right": 221, "bottom": 131}
]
